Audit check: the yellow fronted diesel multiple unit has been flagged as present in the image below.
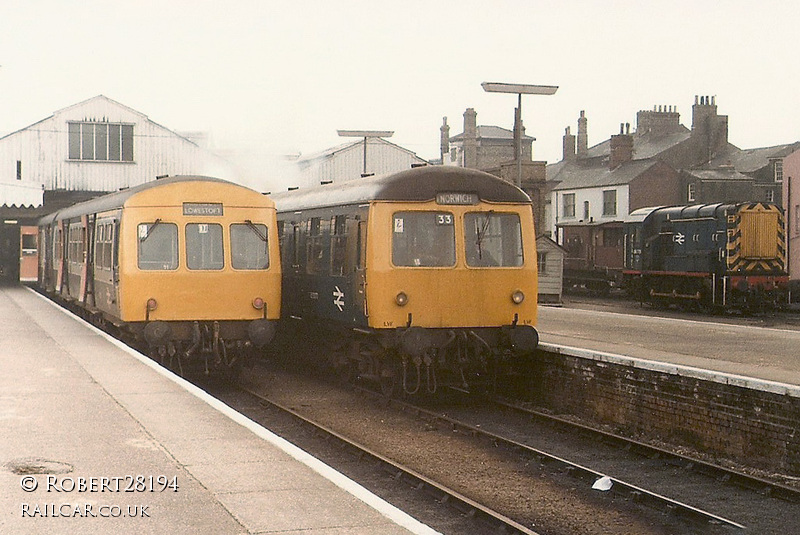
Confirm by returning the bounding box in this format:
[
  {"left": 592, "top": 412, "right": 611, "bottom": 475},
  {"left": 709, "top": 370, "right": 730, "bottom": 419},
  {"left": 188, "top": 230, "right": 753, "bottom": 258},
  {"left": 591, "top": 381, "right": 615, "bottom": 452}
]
[
  {"left": 274, "top": 166, "right": 539, "bottom": 396},
  {"left": 37, "top": 176, "right": 280, "bottom": 375}
]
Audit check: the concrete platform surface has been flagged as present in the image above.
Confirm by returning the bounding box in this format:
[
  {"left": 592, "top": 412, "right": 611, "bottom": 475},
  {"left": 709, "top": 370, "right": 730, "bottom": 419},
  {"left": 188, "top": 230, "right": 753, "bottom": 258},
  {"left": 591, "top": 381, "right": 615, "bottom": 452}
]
[
  {"left": 538, "top": 305, "right": 800, "bottom": 391},
  {"left": 0, "top": 286, "right": 439, "bottom": 535}
]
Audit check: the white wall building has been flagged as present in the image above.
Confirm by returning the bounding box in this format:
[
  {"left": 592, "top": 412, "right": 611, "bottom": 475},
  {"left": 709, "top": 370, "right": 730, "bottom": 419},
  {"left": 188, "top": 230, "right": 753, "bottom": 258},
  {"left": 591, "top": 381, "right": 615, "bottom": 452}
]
[
  {"left": 0, "top": 95, "right": 236, "bottom": 199},
  {"left": 294, "top": 136, "right": 428, "bottom": 188}
]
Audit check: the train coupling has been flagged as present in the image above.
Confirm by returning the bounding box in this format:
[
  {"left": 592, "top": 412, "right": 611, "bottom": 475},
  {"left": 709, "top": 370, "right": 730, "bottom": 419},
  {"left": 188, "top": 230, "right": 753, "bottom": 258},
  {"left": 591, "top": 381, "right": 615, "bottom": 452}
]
[
  {"left": 248, "top": 319, "right": 277, "bottom": 348},
  {"left": 504, "top": 324, "right": 539, "bottom": 354},
  {"left": 143, "top": 321, "right": 172, "bottom": 347}
]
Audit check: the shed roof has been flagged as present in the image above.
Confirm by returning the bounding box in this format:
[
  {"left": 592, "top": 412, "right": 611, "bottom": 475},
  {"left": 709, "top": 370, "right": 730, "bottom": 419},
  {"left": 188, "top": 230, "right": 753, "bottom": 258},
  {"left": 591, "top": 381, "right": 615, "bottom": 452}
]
[{"left": 297, "top": 137, "right": 426, "bottom": 165}]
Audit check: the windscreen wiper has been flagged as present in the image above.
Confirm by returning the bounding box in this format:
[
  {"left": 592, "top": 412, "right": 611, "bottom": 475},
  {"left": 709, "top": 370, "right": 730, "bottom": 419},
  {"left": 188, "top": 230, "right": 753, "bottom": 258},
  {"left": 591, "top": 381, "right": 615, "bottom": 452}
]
[
  {"left": 475, "top": 211, "right": 493, "bottom": 259},
  {"left": 245, "top": 220, "right": 268, "bottom": 241},
  {"left": 139, "top": 219, "right": 162, "bottom": 242}
]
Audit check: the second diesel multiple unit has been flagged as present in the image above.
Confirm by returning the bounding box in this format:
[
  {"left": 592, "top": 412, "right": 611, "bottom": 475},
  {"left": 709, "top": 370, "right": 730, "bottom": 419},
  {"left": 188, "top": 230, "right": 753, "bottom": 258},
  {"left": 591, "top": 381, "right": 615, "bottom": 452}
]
[
  {"left": 624, "top": 202, "right": 789, "bottom": 310},
  {"left": 36, "top": 176, "right": 281, "bottom": 376},
  {"left": 272, "top": 166, "right": 540, "bottom": 396}
]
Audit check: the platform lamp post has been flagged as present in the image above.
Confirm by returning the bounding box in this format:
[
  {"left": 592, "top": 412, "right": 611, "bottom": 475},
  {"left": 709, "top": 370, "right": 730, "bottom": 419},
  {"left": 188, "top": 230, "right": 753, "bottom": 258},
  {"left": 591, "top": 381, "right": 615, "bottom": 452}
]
[
  {"left": 337, "top": 130, "right": 394, "bottom": 177},
  {"left": 481, "top": 82, "right": 558, "bottom": 187}
]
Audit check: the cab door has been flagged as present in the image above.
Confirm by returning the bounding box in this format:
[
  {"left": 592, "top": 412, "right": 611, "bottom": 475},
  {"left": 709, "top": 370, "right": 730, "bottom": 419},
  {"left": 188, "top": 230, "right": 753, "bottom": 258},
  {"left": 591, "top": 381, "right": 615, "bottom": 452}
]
[{"left": 353, "top": 219, "right": 368, "bottom": 324}]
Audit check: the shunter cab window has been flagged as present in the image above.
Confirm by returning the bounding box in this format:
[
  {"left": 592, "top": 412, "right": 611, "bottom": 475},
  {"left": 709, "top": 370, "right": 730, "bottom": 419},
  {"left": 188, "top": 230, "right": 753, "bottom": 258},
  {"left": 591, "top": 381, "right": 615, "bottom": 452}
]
[
  {"left": 186, "top": 223, "right": 224, "bottom": 270},
  {"left": 392, "top": 211, "right": 456, "bottom": 267},
  {"left": 138, "top": 222, "right": 178, "bottom": 270},
  {"left": 464, "top": 212, "right": 523, "bottom": 267},
  {"left": 231, "top": 222, "right": 269, "bottom": 270}
]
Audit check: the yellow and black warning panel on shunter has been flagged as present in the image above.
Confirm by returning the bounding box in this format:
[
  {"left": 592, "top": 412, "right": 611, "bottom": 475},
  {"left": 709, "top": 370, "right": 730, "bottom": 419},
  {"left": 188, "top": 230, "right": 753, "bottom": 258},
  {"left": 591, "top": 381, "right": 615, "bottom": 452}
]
[{"left": 726, "top": 202, "right": 786, "bottom": 273}]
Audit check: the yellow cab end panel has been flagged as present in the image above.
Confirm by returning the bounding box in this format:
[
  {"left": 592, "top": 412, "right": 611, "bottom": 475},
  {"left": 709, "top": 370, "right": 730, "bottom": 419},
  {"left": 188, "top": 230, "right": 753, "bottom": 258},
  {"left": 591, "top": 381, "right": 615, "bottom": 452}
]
[{"left": 365, "top": 201, "right": 537, "bottom": 330}]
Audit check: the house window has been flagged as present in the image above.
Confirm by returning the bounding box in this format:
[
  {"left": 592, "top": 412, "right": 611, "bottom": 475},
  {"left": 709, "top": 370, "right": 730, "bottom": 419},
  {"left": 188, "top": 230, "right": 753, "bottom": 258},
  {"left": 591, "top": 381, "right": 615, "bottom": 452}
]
[
  {"left": 583, "top": 201, "right": 590, "bottom": 220},
  {"left": 688, "top": 183, "right": 696, "bottom": 202},
  {"left": 563, "top": 193, "right": 576, "bottom": 218},
  {"left": 16, "top": 161, "right": 22, "bottom": 180},
  {"left": 602, "top": 190, "right": 617, "bottom": 216},
  {"left": 766, "top": 189, "right": 774, "bottom": 203},
  {"left": 68, "top": 122, "right": 134, "bottom": 162},
  {"left": 537, "top": 251, "right": 547, "bottom": 273},
  {"left": 774, "top": 160, "right": 783, "bottom": 183}
]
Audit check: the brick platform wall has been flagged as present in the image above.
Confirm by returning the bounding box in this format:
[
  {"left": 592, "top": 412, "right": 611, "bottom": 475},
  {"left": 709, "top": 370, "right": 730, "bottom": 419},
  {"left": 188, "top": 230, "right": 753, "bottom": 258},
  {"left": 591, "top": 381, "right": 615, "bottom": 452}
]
[{"left": 527, "top": 350, "right": 800, "bottom": 476}]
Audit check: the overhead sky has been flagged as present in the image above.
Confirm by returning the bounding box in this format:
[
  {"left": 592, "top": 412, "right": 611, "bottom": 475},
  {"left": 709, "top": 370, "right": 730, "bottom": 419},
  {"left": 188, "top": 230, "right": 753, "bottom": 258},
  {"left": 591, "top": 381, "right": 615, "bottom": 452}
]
[{"left": 2, "top": 0, "right": 798, "bottom": 191}]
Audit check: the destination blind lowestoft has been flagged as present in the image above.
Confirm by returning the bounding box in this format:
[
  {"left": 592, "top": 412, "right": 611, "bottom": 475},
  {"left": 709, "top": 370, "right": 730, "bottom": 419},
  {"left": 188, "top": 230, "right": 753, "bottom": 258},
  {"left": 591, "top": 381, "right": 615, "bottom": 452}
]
[{"left": 183, "top": 203, "right": 224, "bottom": 216}]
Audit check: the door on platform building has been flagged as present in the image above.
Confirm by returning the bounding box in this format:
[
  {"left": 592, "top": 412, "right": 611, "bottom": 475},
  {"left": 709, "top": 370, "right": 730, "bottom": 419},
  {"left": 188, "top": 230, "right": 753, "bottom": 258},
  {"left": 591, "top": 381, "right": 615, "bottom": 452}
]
[
  {"left": 19, "top": 226, "right": 39, "bottom": 283},
  {"left": 0, "top": 223, "right": 21, "bottom": 284}
]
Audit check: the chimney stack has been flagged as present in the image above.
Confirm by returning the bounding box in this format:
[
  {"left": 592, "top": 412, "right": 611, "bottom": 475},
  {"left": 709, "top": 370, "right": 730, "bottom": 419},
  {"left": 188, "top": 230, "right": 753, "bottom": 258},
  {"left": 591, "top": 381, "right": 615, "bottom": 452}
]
[
  {"left": 691, "top": 94, "right": 728, "bottom": 163},
  {"left": 609, "top": 122, "right": 634, "bottom": 169},
  {"left": 440, "top": 116, "right": 450, "bottom": 163},
  {"left": 463, "top": 108, "right": 478, "bottom": 169},
  {"left": 577, "top": 110, "right": 588, "bottom": 158},
  {"left": 562, "top": 126, "right": 576, "bottom": 161}
]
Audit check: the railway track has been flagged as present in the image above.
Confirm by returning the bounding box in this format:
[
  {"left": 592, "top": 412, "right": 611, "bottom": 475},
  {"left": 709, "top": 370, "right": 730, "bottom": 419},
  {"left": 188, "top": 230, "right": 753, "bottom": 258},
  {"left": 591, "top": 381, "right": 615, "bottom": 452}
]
[
  {"left": 237, "top": 384, "right": 541, "bottom": 535},
  {"left": 213, "top": 363, "right": 800, "bottom": 534},
  {"left": 491, "top": 395, "right": 800, "bottom": 504},
  {"left": 353, "top": 388, "right": 747, "bottom": 531},
  {"left": 382, "top": 388, "right": 800, "bottom": 533}
]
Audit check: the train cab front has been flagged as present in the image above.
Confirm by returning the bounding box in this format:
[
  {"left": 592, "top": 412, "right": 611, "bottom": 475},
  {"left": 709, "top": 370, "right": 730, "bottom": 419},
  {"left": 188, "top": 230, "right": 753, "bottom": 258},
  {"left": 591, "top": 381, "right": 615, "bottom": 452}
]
[{"left": 367, "top": 203, "right": 539, "bottom": 394}]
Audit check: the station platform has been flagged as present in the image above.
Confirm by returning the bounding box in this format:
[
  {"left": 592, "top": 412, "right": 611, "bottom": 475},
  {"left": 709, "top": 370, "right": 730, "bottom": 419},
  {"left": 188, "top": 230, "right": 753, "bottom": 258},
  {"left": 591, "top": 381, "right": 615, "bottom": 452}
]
[
  {"left": 538, "top": 304, "right": 800, "bottom": 395},
  {"left": 0, "top": 285, "right": 438, "bottom": 535}
]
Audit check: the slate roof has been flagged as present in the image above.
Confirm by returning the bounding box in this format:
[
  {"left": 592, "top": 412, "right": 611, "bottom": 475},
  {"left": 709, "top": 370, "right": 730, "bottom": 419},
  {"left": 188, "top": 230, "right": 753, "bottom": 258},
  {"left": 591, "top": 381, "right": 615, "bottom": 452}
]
[
  {"left": 549, "top": 158, "right": 663, "bottom": 191},
  {"left": 682, "top": 167, "right": 752, "bottom": 182},
  {"left": 710, "top": 141, "right": 800, "bottom": 173},
  {"left": 578, "top": 126, "right": 690, "bottom": 160},
  {"left": 450, "top": 125, "right": 534, "bottom": 142}
]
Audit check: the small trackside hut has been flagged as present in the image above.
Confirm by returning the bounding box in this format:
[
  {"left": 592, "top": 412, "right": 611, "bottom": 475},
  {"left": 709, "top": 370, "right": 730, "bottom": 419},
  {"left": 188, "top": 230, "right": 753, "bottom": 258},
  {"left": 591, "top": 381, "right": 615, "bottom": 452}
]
[
  {"left": 273, "top": 166, "right": 539, "bottom": 396},
  {"left": 36, "top": 176, "right": 281, "bottom": 376}
]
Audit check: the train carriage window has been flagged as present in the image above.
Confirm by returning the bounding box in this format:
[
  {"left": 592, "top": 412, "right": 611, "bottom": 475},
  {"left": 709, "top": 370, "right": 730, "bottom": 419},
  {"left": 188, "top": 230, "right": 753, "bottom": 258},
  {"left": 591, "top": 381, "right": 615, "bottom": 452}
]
[
  {"left": 95, "top": 222, "right": 115, "bottom": 271},
  {"left": 231, "top": 222, "right": 269, "bottom": 270},
  {"left": 186, "top": 223, "right": 224, "bottom": 270},
  {"left": 53, "top": 228, "right": 62, "bottom": 263},
  {"left": 392, "top": 211, "right": 455, "bottom": 267},
  {"left": 67, "top": 225, "right": 86, "bottom": 274},
  {"left": 465, "top": 212, "right": 523, "bottom": 267},
  {"left": 330, "top": 215, "right": 347, "bottom": 276},
  {"left": 306, "top": 217, "right": 329, "bottom": 274},
  {"left": 138, "top": 222, "right": 178, "bottom": 270}
]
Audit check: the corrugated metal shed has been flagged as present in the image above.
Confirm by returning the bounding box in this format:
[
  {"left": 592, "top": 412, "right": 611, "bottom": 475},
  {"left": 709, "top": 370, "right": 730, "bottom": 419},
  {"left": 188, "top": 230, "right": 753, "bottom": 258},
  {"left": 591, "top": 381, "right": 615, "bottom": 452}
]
[
  {"left": 0, "top": 95, "right": 236, "bottom": 195},
  {"left": 296, "top": 137, "right": 428, "bottom": 187},
  {"left": 0, "top": 181, "right": 43, "bottom": 208}
]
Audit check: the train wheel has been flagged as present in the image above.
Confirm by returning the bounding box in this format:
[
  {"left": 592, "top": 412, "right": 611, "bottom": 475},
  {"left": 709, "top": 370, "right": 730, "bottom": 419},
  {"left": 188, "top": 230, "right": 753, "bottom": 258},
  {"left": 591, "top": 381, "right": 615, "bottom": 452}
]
[
  {"left": 333, "top": 352, "right": 356, "bottom": 384},
  {"left": 379, "top": 355, "right": 401, "bottom": 398}
]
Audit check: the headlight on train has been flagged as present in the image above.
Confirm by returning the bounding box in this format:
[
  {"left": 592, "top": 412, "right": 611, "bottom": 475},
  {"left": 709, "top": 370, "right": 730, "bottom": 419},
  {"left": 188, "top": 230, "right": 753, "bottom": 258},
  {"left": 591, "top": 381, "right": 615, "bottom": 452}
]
[
  {"left": 252, "top": 297, "right": 265, "bottom": 310},
  {"left": 395, "top": 292, "right": 409, "bottom": 306},
  {"left": 511, "top": 290, "right": 525, "bottom": 304}
]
